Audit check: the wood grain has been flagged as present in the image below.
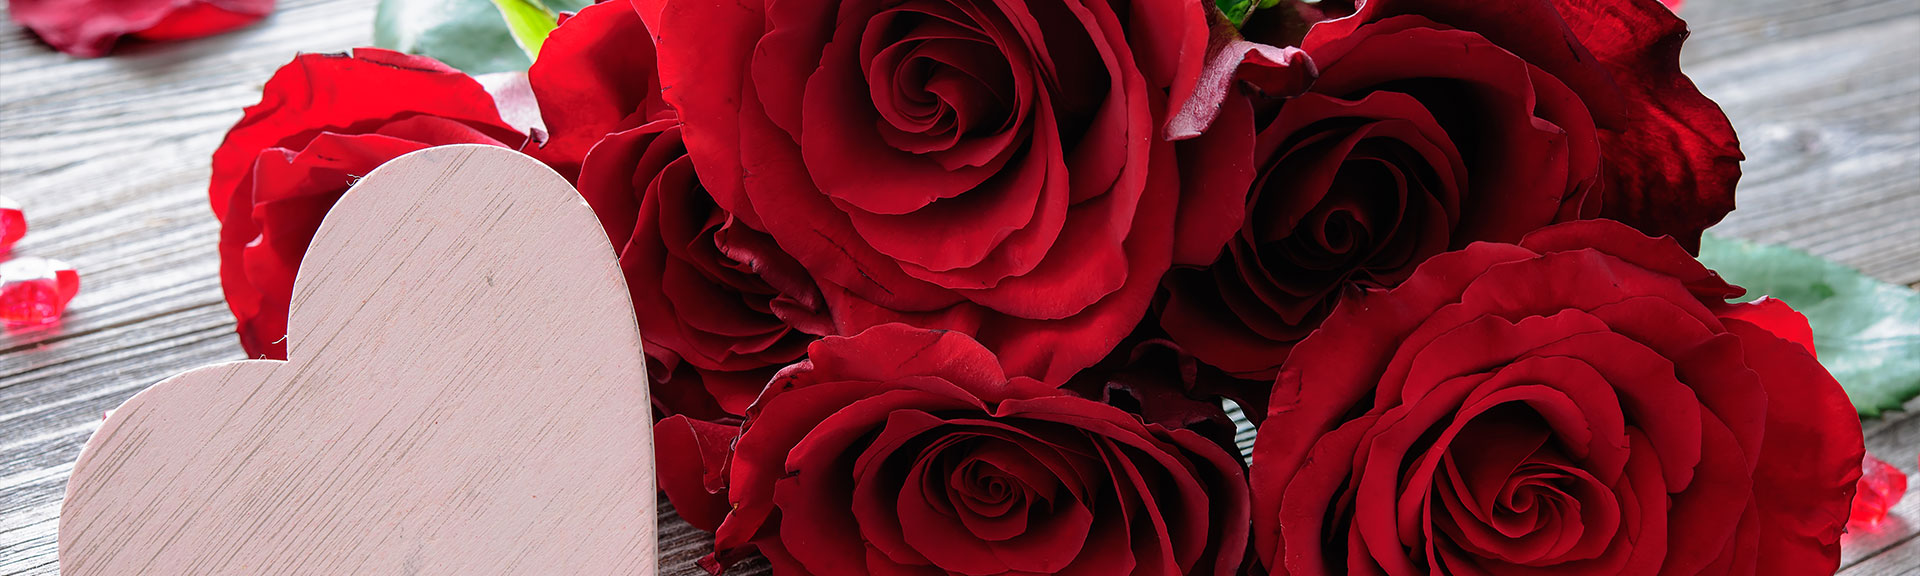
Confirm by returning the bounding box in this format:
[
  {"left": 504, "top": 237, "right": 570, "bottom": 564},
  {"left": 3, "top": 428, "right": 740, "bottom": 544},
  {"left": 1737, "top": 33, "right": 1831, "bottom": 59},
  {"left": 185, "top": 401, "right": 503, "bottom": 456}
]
[
  {"left": 58, "top": 145, "right": 658, "bottom": 575},
  {"left": 0, "top": 0, "right": 1915, "bottom": 573}
]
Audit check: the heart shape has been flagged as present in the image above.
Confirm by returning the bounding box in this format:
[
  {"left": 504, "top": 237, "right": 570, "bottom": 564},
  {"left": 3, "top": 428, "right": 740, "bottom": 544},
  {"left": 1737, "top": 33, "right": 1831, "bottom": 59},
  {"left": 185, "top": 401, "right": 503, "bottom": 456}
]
[{"left": 59, "top": 145, "right": 657, "bottom": 575}]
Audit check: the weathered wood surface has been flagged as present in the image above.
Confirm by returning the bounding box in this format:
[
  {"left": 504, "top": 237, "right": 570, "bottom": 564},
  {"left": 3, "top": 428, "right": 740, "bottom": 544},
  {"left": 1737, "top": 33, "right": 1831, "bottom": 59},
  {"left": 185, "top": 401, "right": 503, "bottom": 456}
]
[{"left": 0, "top": 0, "right": 1914, "bottom": 574}]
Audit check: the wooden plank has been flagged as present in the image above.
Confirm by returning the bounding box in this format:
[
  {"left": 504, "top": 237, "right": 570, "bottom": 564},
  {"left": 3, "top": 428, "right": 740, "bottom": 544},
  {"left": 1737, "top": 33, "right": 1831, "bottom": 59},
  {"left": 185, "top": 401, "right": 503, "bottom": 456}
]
[
  {"left": 1845, "top": 533, "right": 1920, "bottom": 576},
  {"left": 1681, "top": 0, "right": 1919, "bottom": 65},
  {"left": 1688, "top": 14, "right": 1920, "bottom": 288}
]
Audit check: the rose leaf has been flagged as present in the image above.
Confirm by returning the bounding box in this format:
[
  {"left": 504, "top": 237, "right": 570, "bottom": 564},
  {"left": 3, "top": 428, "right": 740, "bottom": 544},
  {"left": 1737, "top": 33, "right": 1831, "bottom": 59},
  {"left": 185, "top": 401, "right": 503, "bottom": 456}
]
[
  {"left": 1214, "top": 0, "right": 1281, "bottom": 27},
  {"left": 490, "top": 0, "right": 559, "bottom": 60},
  {"left": 1215, "top": 0, "right": 1256, "bottom": 27},
  {"left": 1700, "top": 233, "right": 1920, "bottom": 417}
]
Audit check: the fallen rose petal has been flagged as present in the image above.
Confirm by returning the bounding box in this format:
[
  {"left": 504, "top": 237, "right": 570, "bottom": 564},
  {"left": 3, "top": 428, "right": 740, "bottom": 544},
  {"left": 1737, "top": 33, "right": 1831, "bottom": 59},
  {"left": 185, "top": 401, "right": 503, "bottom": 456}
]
[{"left": 9, "top": 0, "right": 274, "bottom": 58}]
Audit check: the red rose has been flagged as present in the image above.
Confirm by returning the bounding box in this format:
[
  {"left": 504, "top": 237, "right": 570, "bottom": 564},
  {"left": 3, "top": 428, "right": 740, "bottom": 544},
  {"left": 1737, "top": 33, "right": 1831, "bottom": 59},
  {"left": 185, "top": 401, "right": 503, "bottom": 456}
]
[
  {"left": 651, "top": 0, "right": 1234, "bottom": 384},
  {"left": 694, "top": 323, "right": 1251, "bottom": 575},
  {"left": 9, "top": 0, "right": 272, "bottom": 57},
  {"left": 1248, "top": 220, "right": 1863, "bottom": 575},
  {"left": 211, "top": 49, "right": 527, "bottom": 359},
  {"left": 1161, "top": 0, "right": 1742, "bottom": 379},
  {"left": 535, "top": 1, "right": 829, "bottom": 419},
  {"left": 1287, "top": 0, "right": 1742, "bottom": 246}
]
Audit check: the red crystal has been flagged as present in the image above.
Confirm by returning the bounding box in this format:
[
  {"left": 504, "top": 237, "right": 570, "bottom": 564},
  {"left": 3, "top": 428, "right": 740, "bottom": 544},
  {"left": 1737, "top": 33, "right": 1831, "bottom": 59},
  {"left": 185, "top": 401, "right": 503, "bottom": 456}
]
[
  {"left": 0, "top": 257, "right": 80, "bottom": 327},
  {"left": 0, "top": 196, "right": 23, "bottom": 255},
  {"left": 1850, "top": 452, "right": 1909, "bottom": 528}
]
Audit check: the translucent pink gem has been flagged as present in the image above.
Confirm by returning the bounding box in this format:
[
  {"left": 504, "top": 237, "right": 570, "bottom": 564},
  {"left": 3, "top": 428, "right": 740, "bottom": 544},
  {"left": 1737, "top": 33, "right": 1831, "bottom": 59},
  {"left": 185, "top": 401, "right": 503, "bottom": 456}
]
[
  {"left": 0, "top": 196, "right": 23, "bottom": 254},
  {"left": 0, "top": 257, "right": 80, "bottom": 327},
  {"left": 1851, "top": 452, "right": 1909, "bottom": 528}
]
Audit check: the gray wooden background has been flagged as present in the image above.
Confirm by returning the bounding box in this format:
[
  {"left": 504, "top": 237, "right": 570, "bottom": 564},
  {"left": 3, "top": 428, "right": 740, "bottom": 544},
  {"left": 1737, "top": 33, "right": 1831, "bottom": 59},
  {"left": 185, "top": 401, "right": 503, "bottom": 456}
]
[{"left": 1, "top": 0, "right": 1915, "bottom": 574}]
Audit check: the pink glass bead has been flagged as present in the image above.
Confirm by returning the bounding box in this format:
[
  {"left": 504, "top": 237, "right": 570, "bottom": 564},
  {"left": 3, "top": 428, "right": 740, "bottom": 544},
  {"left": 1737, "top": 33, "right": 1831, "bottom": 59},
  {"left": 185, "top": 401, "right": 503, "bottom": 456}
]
[
  {"left": 1850, "top": 452, "right": 1909, "bottom": 528},
  {"left": 0, "top": 196, "right": 23, "bottom": 254},
  {"left": 0, "top": 257, "right": 80, "bottom": 327}
]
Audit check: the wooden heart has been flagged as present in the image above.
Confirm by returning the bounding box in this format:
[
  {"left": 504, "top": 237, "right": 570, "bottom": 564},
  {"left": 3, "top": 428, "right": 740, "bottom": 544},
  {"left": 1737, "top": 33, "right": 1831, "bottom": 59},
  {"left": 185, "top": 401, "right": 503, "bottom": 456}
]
[{"left": 59, "top": 145, "right": 657, "bottom": 575}]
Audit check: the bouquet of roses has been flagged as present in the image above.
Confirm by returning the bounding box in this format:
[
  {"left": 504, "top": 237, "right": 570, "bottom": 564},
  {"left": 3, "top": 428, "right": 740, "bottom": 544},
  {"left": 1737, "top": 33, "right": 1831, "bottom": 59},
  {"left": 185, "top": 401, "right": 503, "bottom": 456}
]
[{"left": 202, "top": 0, "right": 1866, "bottom": 574}]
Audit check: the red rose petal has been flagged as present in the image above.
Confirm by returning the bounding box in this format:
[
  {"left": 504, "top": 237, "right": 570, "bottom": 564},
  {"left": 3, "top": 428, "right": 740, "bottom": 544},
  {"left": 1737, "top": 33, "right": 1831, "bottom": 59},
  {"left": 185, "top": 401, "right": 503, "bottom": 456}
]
[
  {"left": 654, "top": 415, "right": 739, "bottom": 532},
  {"left": 1120, "top": 0, "right": 1208, "bottom": 88},
  {"left": 211, "top": 49, "right": 518, "bottom": 223},
  {"left": 651, "top": 0, "right": 766, "bottom": 228},
  {"left": 129, "top": 0, "right": 269, "bottom": 41},
  {"left": 1518, "top": 220, "right": 1742, "bottom": 301},
  {"left": 800, "top": 19, "right": 1023, "bottom": 217},
  {"left": 717, "top": 371, "right": 982, "bottom": 559},
  {"left": 1169, "top": 93, "right": 1254, "bottom": 266},
  {"left": 1718, "top": 297, "right": 1816, "bottom": 356},
  {"left": 1724, "top": 318, "right": 1863, "bottom": 573},
  {"left": 527, "top": 1, "right": 668, "bottom": 179},
  {"left": 1552, "top": 0, "right": 1741, "bottom": 251},
  {"left": 10, "top": 0, "right": 271, "bottom": 58}
]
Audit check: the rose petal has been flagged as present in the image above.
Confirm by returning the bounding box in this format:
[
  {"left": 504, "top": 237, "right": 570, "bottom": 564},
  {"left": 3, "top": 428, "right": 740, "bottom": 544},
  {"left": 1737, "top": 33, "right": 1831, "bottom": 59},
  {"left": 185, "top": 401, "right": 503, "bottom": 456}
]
[
  {"left": 1728, "top": 318, "right": 1863, "bottom": 575},
  {"left": 655, "top": 415, "right": 739, "bottom": 532},
  {"left": 11, "top": 0, "right": 271, "bottom": 57},
  {"left": 528, "top": 1, "right": 669, "bottom": 179}
]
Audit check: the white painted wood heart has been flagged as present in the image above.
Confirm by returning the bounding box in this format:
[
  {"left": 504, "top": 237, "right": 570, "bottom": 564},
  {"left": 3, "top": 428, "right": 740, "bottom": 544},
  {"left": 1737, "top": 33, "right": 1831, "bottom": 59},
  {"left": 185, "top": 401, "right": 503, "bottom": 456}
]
[{"left": 59, "top": 145, "right": 657, "bottom": 575}]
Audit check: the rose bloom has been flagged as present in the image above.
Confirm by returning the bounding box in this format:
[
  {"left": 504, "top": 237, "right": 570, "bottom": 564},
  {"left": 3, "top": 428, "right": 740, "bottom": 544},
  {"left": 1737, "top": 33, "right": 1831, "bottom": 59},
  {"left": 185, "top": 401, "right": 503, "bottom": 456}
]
[
  {"left": 211, "top": 49, "right": 527, "bottom": 360},
  {"left": 690, "top": 323, "right": 1251, "bottom": 576},
  {"left": 1248, "top": 220, "right": 1863, "bottom": 575},
  {"left": 9, "top": 0, "right": 272, "bottom": 57},
  {"left": 1159, "top": 0, "right": 1742, "bottom": 379},
  {"left": 649, "top": 0, "right": 1244, "bottom": 385},
  {"left": 533, "top": 2, "right": 829, "bottom": 419}
]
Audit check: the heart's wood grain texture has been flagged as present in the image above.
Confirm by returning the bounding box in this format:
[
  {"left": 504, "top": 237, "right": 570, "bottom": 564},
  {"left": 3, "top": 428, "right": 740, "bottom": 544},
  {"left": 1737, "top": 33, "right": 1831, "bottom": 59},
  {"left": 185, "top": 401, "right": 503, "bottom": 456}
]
[{"left": 55, "top": 144, "right": 657, "bottom": 576}]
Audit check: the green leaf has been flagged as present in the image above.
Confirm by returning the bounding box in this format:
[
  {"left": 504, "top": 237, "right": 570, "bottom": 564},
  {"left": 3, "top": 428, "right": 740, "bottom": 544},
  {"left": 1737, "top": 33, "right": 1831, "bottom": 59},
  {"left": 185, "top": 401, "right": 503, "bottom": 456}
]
[
  {"left": 1700, "top": 233, "right": 1920, "bottom": 417},
  {"left": 491, "top": 0, "right": 559, "bottom": 60},
  {"left": 1216, "top": 0, "right": 1257, "bottom": 27},
  {"left": 373, "top": 0, "right": 591, "bottom": 74},
  {"left": 1216, "top": 0, "right": 1285, "bottom": 27}
]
